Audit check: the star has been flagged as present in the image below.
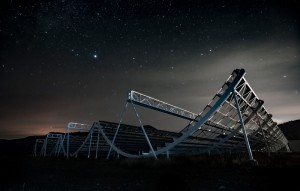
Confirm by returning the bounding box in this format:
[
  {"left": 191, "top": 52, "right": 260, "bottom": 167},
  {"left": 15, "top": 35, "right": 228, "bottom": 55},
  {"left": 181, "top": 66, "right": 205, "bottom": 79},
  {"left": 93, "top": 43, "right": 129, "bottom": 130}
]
[{"left": 1, "top": 0, "right": 299, "bottom": 141}]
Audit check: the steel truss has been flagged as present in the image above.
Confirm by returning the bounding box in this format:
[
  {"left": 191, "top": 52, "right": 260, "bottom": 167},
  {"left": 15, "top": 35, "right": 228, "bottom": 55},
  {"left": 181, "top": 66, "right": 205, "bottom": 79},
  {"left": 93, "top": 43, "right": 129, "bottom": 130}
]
[
  {"left": 34, "top": 133, "right": 65, "bottom": 157},
  {"left": 33, "top": 139, "right": 45, "bottom": 156},
  {"left": 34, "top": 69, "right": 289, "bottom": 160},
  {"left": 34, "top": 122, "right": 108, "bottom": 159},
  {"left": 102, "top": 69, "right": 289, "bottom": 160}
]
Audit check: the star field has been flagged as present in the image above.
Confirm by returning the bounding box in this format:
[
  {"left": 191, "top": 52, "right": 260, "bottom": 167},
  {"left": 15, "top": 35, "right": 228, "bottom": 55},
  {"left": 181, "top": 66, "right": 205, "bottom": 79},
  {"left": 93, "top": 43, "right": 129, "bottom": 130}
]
[{"left": 0, "top": 0, "right": 299, "bottom": 139}]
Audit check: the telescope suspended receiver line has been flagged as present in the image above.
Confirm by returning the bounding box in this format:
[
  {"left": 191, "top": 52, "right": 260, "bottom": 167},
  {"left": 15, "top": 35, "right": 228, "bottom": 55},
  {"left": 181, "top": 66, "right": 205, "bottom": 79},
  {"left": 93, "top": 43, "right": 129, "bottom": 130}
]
[{"left": 128, "top": 90, "right": 198, "bottom": 121}]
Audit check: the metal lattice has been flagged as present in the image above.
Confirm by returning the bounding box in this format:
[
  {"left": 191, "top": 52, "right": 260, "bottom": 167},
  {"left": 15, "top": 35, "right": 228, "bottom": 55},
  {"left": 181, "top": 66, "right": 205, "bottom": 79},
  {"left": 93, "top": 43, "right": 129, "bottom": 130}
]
[{"left": 34, "top": 69, "right": 289, "bottom": 160}]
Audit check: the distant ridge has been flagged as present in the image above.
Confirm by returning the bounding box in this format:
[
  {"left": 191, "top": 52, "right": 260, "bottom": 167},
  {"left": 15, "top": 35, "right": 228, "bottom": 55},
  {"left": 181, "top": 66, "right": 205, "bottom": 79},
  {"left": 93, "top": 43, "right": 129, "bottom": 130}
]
[
  {"left": 0, "top": 136, "right": 45, "bottom": 156},
  {"left": 278, "top": 119, "right": 300, "bottom": 140},
  {"left": 1, "top": 120, "right": 299, "bottom": 156}
]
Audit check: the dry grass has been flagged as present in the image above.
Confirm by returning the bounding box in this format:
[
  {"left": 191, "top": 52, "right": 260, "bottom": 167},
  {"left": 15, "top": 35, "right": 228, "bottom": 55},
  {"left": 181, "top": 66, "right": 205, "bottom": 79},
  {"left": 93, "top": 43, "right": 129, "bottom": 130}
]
[{"left": 0, "top": 152, "right": 299, "bottom": 191}]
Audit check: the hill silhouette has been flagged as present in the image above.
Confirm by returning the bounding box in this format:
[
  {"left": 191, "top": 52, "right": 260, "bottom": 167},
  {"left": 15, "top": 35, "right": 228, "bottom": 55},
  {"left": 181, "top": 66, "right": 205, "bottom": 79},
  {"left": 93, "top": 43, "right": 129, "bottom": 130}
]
[
  {"left": 278, "top": 119, "right": 300, "bottom": 140},
  {"left": 0, "top": 136, "right": 44, "bottom": 156}
]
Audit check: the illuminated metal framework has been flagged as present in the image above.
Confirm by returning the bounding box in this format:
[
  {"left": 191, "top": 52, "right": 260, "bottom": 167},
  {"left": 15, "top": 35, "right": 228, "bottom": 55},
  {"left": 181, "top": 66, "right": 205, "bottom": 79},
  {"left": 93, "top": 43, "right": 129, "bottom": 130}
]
[
  {"left": 33, "top": 133, "right": 65, "bottom": 157},
  {"left": 65, "top": 122, "right": 109, "bottom": 159},
  {"left": 102, "top": 69, "right": 289, "bottom": 160},
  {"left": 33, "top": 139, "right": 45, "bottom": 156},
  {"left": 34, "top": 69, "right": 289, "bottom": 160},
  {"left": 34, "top": 122, "right": 109, "bottom": 159}
]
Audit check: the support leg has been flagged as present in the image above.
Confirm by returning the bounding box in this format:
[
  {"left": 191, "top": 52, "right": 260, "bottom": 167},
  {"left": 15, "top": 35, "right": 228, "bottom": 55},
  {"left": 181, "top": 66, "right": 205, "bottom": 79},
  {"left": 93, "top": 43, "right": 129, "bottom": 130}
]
[
  {"left": 88, "top": 127, "right": 94, "bottom": 158},
  {"left": 107, "top": 102, "right": 128, "bottom": 159},
  {"left": 67, "top": 129, "right": 69, "bottom": 159},
  {"left": 34, "top": 141, "right": 37, "bottom": 157},
  {"left": 131, "top": 102, "right": 157, "bottom": 159},
  {"left": 43, "top": 137, "right": 48, "bottom": 157},
  {"left": 257, "top": 119, "right": 270, "bottom": 156},
  {"left": 233, "top": 91, "right": 254, "bottom": 161},
  {"left": 95, "top": 125, "right": 100, "bottom": 159}
]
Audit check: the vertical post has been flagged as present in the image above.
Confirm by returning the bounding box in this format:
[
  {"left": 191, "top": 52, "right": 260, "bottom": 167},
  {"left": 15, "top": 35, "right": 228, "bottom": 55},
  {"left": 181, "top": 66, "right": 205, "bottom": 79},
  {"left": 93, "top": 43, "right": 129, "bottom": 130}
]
[
  {"left": 39, "top": 140, "right": 43, "bottom": 157},
  {"left": 43, "top": 136, "right": 48, "bottom": 157},
  {"left": 131, "top": 102, "right": 157, "bottom": 159},
  {"left": 59, "top": 136, "right": 63, "bottom": 157},
  {"left": 257, "top": 118, "right": 270, "bottom": 156},
  {"left": 107, "top": 102, "right": 128, "bottom": 159},
  {"left": 88, "top": 126, "right": 94, "bottom": 158},
  {"left": 67, "top": 128, "right": 69, "bottom": 159},
  {"left": 95, "top": 125, "right": 100, "bottom": 159},
  {"left": 54, "top": 136, "right": 60, "bottom": 157},
  {"left": 57, "top": 136, "right": 61, "bottom": 157},
  {"left": 166, "top": 150, "right": 169, "bottom": 159},
  {"left": 59, "top": 133, "right": 66, "bottom": 157},
  {"left": 233, "top": 91, "right": 254, "bottom": 161},
  {"left": 33, "top": 141, "right": 37, "bottom": 156}
]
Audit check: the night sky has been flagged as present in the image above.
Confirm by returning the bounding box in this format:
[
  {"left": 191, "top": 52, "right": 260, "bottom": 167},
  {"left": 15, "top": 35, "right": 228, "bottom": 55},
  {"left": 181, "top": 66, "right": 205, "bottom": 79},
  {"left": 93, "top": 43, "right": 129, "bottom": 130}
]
[{"left": 1, "top": 0, "right": 299, "bottom": 139}]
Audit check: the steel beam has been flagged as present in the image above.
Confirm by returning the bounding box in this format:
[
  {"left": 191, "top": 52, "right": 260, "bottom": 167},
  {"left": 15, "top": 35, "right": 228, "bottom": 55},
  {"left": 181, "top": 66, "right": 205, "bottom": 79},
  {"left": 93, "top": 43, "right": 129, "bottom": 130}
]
[
  {"left": 233, "top": 91, "right": 254, "bottom": 160},
  {"left": 128, "top": 90, "right": 197, "bottom": 120}
]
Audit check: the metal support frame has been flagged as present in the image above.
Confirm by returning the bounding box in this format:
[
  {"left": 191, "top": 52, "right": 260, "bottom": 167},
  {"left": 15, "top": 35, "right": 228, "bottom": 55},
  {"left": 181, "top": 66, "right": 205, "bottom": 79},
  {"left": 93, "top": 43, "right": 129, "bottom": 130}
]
[
  {"left": 39, "top": 68, "right": 289, "bottom": 160},
  {"left": 257, "top": 117, "right": 270, "bottom": 156},
  {"left": 95, "top": 126, "right": 101, "bottom": 159},
  {"left": 131, "top": 102, "right": 157, "bottom": 159},
  {"left": 251, "top": 114, "right": 272, "bottom": 137},
  {"left": 207, "top": 99, "right": 264, "bottom": 153},
  {"left": 88, "top": 128, "right": 93, "bottom": 158},
  {"left": 34, "top": 139, "right": 45, "bottom": 156},
  {"left": 57, "top": 133, "right": 67, "bottom": 157},
  {"left": 40, "top": 133, "right": 64, "bottom": 157},
  {"left": 107, "top": 102, "right": 129, "bottom": 159},
  {"left": 148, "top": 69, "right": 246, "bottom": 156},
  {"left": 106, "top": 100, "right": 158, "bottom": 159},
  {"left": 42, "top": 138, "right": 48, "bottom": 156},
  {"left": 54, "top": 137, "right": 60, "bottom": 156},
  {"left": 66, "top": 122, "right": 92, "bottom": 158},
  {"left": 233, "top": 91, "right": 254, "bottom": 161},
  {"left": 67, "top": 128, "right": 69, "bottom": 158},
  {"left": 129, "top": 90, "right": 198, "bottom": 120},
  {"left": 99, "top": 69, "right": 247, "bottom": 158}
]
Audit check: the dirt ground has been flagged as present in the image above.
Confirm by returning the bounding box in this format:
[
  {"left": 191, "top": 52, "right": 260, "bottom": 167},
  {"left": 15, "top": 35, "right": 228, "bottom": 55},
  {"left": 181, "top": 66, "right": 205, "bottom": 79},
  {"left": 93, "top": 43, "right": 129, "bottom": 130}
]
[{"left": 1, "top": 152, "right": 299, "bottom": 191}]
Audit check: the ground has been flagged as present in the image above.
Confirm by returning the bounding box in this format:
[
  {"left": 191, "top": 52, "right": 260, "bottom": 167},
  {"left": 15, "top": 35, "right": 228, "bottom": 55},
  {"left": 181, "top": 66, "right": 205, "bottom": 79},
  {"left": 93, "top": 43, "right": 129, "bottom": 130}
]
[{"left": 1, "top": 152, "right": 299, "bottom": 191}]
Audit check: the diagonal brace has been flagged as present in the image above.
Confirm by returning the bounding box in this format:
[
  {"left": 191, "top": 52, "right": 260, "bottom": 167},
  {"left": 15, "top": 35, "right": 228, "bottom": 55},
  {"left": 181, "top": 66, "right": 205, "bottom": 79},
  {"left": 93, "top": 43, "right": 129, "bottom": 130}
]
[
  {"left": 107, "top": 102, "right": 129, "bottom": 159},
  {"left": 131, "top": 102, "right": 157, "bottom": 159},
  {"left": 206, "top": 98, "right": 263, "bottom": 153},
  {"left": 233, "top": 91, "right": 254, "bottom": 160}
]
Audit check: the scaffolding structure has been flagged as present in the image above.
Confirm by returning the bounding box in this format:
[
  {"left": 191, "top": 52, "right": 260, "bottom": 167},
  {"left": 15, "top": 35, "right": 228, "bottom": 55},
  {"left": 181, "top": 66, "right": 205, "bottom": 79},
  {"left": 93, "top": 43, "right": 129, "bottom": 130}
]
[
  {"left": 34, "top": 69, "right": 289, "bottom": 160},
  {"left": 34, "top": 133, "right": 65, "bottom": 157}
]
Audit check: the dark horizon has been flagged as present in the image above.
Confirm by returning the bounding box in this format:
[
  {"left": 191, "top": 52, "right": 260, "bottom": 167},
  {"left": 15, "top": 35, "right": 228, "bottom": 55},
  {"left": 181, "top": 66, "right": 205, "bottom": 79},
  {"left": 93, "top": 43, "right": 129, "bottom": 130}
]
[{"left": 1, "top": 0, "right": 300, "bottom": 139}]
